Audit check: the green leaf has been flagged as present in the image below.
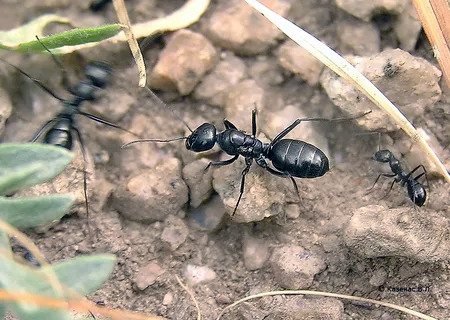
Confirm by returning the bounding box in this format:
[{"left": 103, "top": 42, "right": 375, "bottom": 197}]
[
  {"left": 46, "top": 255, "right": 116, "bottom": 296},
  {"left": 0, "top": 195, "right": 74, "bottom": 228},
  {"left": 0, "top": 14, "right": 70, "bottom": 47},
  {"left": 0, "top": 255, "right": 115, "bottom": 320},
  {"left": 0, "top": 230, "right": 11, "bottom": 258},
  {"left": 0, "top": 163, "right": 45, "bottom": 196},
  {"left": 0, "top": 143, "right": 73, "bottom": 195},
  {"left": 0, "top": 303, "right": 5, "bottom": 319},
  {"left": 0, "top": 257, "right": 70, "bottom": 320},
  {"left": 16, "top": 25, "right": 122, "bottom": 54}
]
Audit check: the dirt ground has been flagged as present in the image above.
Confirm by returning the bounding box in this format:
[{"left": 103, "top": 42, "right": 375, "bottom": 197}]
[{"left": 1, "top": 0, "right": 450, "bottom": 319}]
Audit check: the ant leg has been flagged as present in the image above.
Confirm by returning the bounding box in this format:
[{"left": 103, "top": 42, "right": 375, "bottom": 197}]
[
  {"left": 232, "top": 158, "right": 253, "bottom": 216},
  {"left": 408, "top": 165, "right": 430, "bottom": 188},
  {"left": 270, "top": 111, "right": 371, "bottom": 147},
  {"left": 224, "top": 120, "right": 237, "bottom": 130},
  {"left": 380, "top": 179, "right": 396, "bottom": 200},
  {"left": 72, "top": 127, "right": 93, "bottom": 239},
  {"left": 78, "top": 111, "right": 139, "bottom": 137},
  {"left": 30, "top": 119, "right": 57, "bottom": 142},
  {"left": 204, "top": 155, "right": 239, "bottom": 172},
  {"left": 404, "top": 165, "right": 424, "bottom": 180},
  {"left": 251, "top": 109, "right": 257, "bottom": 136},
  {"left": 255, "top": 158, "right": 300, "bottom": 200},
  {"left": 0, "top": 58, "right": 65, "bottom": 101},
  {"left": 367, "top": 173, "right": 396, "bottom": 192}
]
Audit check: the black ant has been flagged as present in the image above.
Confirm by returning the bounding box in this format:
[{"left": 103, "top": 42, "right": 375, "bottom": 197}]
[
  {"left": 123, "top": 88, "right": 370, "bottom": 216},
  {"left": 369, "top": 149, "right": 428, "bottom": 206},
  {"left": 1, "top": 37, "right": 136, "bottom": 228}
]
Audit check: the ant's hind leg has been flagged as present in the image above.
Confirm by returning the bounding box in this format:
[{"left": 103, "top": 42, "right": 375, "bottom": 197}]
[
  {"left": 30, "top": 119, "right": 56, "bottom": 142},
  {"left": 410, "top": 165, "right": 430, "bottom": 189},
  {"left": 256, "top": 158, "right": 301, "bottom": 201},
  {"left": 72, "top": 127, "right": 93, "bottom": 239}
]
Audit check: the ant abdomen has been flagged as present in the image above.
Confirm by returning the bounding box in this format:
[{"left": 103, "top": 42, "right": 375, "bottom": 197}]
[
  {"left": 269, "top": 139, "right": 329, "bottom": 178},
  {"left": 43, "top": 118, "right": 73, "bottom": 149},
  {"left": 407, "top": 180, "right": 426, "bottom": 206}
]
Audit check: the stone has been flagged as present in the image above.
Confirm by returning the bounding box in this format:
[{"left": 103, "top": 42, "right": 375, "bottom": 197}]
[
  {"left": 270, "top": 245, "right": 326, "bottom": 289},
  {"left": 134, "top": 262, "right": 165, "bottom": 291},
  {"left": 184, "top": 264, "right": 217, "bottom": 286},
  {"left": 242, "top": 235, "right": 270, "bottom": 270},
  {"left": 337, "top": 17, "right": 380, "bottom": 55},
  {"left": 344, "top": 205, "right": 450, "bottom": 262},
  {"left": 213, "top": 157, "right": 287, "bottom": 222},
  {"left": 203, "top": 0, "right": 291, "bottom": 55},
  {"left": 335, "top": 0, "right": 407, "bottom": 22},
  {"left": 111, "top": 157, "right": 189, "bottom": 222},
  {"left": 149, "top": 29, "right": 219, "bottom": 95},
  {"left": 320, "top": 49, "right": 442, "bottom": 131},
  {"left": 194, "top": 52, "right": 247, "bottom": 107},
  {"left": 276, "top": 41, "right": 324, "bottom": 86},
  {"left": 161, "top": 215, "right": 189, "bottom": 251},
  {"left": 182, "top": 158, "right": 213, "bottom": 208}
]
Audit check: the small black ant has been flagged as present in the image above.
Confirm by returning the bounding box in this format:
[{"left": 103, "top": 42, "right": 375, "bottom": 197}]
[
  {"left": 369, "top": 149, "right": 428, "bottom": 206},
  {"left": 123, "top": 88, "right": 371, "bottom": 216},
  {"left": 1, "top": 37, "right": 136, "bottom": 227}
]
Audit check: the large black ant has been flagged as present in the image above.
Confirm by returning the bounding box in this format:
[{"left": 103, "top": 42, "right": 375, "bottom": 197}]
[
  {"left": 1, "top": 38, "right": 136, "bottom": 226},
  {"left": 369, "top": 149, "right": 428, "bottom": 206},
  {"left": 123, "top": 88, "right": 370, "bottom": 216}
]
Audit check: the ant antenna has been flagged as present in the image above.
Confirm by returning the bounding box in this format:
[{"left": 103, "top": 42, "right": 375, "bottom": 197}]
[
  {"left": 121, "top": 136, "right": 187, "bottom": 148},
  {"left": 144, "top": 86, "right": 193, "bottom": 133},
  {"left": 35, "top": 35, "right": 71, "bottom": 91},
  {"left": 0, "top": 57, "right": 65, "bottom": 101},
  {"left": 139, "top": 31, "right": 164, "bottom": 52}
]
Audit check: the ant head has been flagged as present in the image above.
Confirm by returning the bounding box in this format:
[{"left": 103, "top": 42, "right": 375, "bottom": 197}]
[
  {"left": 186, "top": 123, "right": 216, "bottom": 152},
  {"left": 85, "top": 62, "right": 112, "bottom": 88},
  {"left": 372, "top": 149, "right": 392, "bottom": 163}
]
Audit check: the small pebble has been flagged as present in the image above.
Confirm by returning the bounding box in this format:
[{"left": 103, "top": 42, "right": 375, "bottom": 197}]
[
  {"left": 184, "top": 264, "right": 217, "bottom": 286},
  {"left": 133, "top": 262, "right": 165, "bottom": 291},
  {"left": 161, "top": 215, "right": 189, "bottom": 251},
  {"left": 270, "top": 245, "right": 326, "bottom": 289},
  {"left": 242, "top": 235, "right": 270, "bottom": 270},
  {"left": 162, "top": 292, "right": 173, "bottom": 306}
]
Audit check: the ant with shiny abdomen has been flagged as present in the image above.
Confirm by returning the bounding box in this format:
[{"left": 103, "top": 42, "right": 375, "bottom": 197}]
[
  {"left": 1, "top": 37, "right": 137, "bottom": 228},
  {"left": 123, "top": 87, "right": 371, "bottom": 216},
  {"left": 369, "top": 149, "right": 428, "bottom": 206},
  {"left": 366, "top": 132, "right": 429, "bottom": 206}
]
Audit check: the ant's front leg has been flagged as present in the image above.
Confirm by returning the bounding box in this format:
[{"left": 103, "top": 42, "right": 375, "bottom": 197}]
[{"left": 204, "top": 155, "right": 239, "bottom": 172}]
